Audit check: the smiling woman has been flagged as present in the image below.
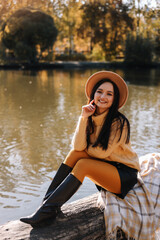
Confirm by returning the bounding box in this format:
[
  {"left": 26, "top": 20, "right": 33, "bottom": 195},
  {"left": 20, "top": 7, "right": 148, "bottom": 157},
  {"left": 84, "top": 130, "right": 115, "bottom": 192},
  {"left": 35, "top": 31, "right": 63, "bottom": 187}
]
[{"left": 20, "top": 71, "right": 139, "bottom": 228}]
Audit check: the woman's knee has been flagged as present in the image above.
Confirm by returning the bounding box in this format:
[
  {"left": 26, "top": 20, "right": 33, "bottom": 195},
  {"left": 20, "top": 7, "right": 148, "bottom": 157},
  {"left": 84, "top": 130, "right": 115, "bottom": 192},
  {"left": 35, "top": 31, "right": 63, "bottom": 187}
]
[
  {"left": 72, "top": 158, "right": 89, "bottom": 181},
  {"left": 74, "top": 158, "right": 87, "bottom": 169},
  {"left": 64, "top": 149, "right": 88, "bottom": 168}
]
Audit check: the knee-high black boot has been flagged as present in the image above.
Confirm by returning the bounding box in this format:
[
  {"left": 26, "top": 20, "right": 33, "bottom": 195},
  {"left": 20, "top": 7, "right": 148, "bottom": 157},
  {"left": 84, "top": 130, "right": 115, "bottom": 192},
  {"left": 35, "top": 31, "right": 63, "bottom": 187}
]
[
  {"left": 43, "top": 163, "right": 72, "bottom": 201},
  {"left": 20, "top": 174, "right": 81, "bottom": 227}
]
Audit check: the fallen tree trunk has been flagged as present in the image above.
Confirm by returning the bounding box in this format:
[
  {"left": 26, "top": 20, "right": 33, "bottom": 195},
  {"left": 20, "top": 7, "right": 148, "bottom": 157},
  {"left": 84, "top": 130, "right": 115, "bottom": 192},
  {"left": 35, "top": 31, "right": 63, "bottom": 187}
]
[{"left": 0, "top": 193, "right": 106, "bottom": 240}]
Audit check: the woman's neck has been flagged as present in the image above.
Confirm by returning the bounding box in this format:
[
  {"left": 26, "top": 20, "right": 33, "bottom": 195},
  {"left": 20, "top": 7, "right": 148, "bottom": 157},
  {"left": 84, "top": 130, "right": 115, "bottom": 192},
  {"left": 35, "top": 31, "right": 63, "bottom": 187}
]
[{"left": 95, "top": 108, "right": 109, "bottom": 115}]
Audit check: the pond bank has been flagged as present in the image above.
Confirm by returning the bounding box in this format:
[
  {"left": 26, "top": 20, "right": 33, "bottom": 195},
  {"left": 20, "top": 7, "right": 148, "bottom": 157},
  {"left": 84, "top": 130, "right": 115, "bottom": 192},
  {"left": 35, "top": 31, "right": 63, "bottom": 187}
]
[{"left": 0, "top": 61, "right": 159, "bottom": 70}]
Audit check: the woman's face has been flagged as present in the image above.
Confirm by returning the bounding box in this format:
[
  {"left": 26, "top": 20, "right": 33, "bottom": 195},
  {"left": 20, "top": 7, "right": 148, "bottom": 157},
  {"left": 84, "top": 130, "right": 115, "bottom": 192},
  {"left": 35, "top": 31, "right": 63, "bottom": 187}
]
[{"left": 94, "top": 82, "right": 114, "bottom": 114}]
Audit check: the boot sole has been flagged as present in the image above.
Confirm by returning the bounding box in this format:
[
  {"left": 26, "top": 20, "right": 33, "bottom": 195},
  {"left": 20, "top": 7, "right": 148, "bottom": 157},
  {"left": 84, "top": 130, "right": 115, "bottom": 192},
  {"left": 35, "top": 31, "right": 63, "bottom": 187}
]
[{"left": 31, "top": 217, "right": 55, "bottom": 228}]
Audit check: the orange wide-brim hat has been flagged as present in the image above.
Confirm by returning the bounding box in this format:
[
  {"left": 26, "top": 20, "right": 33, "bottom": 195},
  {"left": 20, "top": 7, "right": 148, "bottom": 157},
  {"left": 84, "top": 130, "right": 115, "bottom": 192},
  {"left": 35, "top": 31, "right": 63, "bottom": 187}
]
[{"left": 85, "top": 71, "right": 128, "bottom": 109}]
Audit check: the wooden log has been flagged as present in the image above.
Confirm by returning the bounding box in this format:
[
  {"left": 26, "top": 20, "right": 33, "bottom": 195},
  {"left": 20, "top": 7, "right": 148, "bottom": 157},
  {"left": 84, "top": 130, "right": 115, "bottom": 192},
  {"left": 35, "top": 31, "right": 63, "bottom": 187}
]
[{"left": 0, "top": 193, "right": 106, "bottom": 240}]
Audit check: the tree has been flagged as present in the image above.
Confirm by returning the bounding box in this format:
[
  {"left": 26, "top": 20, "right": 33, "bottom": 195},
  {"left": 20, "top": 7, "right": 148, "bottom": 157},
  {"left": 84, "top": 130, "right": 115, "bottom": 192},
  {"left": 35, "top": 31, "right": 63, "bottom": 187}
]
[
  {"left": 1, "top": 8, "right": 58, "bottom": 62},
  {"left": 106, "top": 1, "right": 134, "bottom": 59},
  {"left": 125, "top": 34, "right": 153, "bottom": 65},
  {"left": 78, "top": 1, "right": 108, "bottom": 53},
  {"left": 53, "top": 0, "right": 82, "bottom": 55},
  {"left": 124, "top": 0, "right": 160, "bottom": 62},
  {"left": 78, "top": 0, "right": 134, "bottom": 60}
]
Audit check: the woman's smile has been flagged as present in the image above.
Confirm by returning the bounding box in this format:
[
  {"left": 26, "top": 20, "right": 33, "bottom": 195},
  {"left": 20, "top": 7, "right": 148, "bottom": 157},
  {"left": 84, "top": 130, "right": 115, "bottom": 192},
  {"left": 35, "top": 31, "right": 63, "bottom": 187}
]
[{"left": 98, "top": 99, "right": 108, "bottom": 104}]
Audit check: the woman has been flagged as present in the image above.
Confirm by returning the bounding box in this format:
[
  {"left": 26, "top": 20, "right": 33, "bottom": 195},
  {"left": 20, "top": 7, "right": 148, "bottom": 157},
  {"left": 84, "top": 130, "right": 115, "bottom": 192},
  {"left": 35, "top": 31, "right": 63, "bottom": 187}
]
[{"left": 20, "top": 71, "right": 140, "bottom": 227}]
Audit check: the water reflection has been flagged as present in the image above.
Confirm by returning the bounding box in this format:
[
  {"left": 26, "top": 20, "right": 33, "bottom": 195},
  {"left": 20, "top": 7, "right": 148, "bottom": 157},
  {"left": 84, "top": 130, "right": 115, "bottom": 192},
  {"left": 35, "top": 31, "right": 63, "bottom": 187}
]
[{"left": 0, "top": 68, "right": 159, "bottom": 225}]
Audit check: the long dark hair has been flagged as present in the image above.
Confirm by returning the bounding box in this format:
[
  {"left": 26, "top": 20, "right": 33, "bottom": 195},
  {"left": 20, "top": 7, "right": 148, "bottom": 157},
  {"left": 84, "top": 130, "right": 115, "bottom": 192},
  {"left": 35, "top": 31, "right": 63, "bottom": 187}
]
[{"left": 86, "top": 79, "right": 130, "bottom": 150}]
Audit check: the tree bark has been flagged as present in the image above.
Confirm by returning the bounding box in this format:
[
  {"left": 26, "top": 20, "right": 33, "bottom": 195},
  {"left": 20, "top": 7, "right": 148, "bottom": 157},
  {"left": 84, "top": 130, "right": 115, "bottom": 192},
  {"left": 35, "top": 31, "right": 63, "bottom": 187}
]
[{"left": 0, "top": 193, "right": 106, "bottom": 240}]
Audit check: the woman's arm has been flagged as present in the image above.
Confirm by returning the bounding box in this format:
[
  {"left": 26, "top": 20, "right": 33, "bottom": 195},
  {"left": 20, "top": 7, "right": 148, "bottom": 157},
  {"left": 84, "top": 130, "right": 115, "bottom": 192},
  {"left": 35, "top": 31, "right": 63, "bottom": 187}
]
[
  {"left": 72, "top": 100, "right": 96, "bottom": 151},
  {"left": 71, "top": 116, "right": 88, "bottom": 151}
]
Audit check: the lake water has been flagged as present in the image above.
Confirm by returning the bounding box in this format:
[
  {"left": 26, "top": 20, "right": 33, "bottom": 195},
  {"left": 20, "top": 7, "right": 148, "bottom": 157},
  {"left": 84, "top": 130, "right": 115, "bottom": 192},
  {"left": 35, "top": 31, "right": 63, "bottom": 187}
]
[{"left": 0, "top": 67, "right": 160, "bottom": 225}]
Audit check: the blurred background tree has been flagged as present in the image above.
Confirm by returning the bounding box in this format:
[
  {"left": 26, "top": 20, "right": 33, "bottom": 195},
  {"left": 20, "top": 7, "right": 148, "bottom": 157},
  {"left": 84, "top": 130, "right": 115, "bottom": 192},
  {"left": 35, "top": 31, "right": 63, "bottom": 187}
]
[
  {"left": 125, "top": 34, "right": 153, "bottom": 65},
  {"left": 56, "top": 0, "right": 82, "bottom": 55},
  {"left": 1, "top": 8, "right": 58, "bottom": 62},
  {"left": 78, "top": 1, "right": 108, "bottom": 53},
  {"left": 105, "top": 0, "right": 134, "bottom": 60},
  {"left": 124, "top": 0, "right": 160, "bottom": 64}
]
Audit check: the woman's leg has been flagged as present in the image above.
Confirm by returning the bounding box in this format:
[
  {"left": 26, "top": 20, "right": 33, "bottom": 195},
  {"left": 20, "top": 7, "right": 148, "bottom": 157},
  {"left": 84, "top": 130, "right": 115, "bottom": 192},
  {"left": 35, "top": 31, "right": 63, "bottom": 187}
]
[
  {"left": 20, "top": 174, "right": 82, "bottom": 227},
  {"left": 72, "top": 158, "right": 121, "bottom": 194},
  {"left": 63, "top": 149, "right": 92, "bottom": 168},
  {"left": 20, "top": 156, "right": 121, "bottom": 227},
  {"left": 43, "top": 149, "right": 90, "bottom": 201},
  {"left": 20, "top": 150, "right": 92, "bottom": 227}
]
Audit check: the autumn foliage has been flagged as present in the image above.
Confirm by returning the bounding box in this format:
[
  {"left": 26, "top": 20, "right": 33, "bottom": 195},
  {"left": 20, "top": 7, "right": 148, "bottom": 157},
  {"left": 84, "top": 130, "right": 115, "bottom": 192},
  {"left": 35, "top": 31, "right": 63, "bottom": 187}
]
[{"left": 0, "top": 0, "right": 159, "bottom": 63}]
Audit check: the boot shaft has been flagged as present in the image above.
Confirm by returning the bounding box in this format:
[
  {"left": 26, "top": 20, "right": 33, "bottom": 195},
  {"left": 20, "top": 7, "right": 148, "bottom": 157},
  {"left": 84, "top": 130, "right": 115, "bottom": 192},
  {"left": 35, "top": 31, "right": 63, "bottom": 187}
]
[
  {"left": 44, "top": 163, "right": 72, "bottom": 201},
  {"left": 44, "top": 174, "right": 82, "bottom": 207}
]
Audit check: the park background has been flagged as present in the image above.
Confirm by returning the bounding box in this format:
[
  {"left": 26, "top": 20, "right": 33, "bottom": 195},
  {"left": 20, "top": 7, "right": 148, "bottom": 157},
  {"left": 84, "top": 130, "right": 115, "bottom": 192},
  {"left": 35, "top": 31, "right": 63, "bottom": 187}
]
[
  {"left": 0, "top": 0, "right": 159, "bottom": 65},
  {"left": 0, "top": 0, "right": 160, "bottom": 228}
]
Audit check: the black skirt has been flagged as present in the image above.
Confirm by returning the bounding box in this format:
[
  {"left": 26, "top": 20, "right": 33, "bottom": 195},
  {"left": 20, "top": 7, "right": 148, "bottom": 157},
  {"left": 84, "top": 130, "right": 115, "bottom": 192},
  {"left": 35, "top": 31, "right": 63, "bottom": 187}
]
[{"left": 96, "top": 160, "right": 138, "bottom": 199}]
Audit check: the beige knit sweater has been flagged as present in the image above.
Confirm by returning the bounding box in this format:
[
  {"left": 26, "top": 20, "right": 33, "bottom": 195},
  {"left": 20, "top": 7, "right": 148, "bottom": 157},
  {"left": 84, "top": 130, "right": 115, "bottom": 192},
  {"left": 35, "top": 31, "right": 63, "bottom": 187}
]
[{"left": 72, "top": 110, "right": 140, "bottom": 171}]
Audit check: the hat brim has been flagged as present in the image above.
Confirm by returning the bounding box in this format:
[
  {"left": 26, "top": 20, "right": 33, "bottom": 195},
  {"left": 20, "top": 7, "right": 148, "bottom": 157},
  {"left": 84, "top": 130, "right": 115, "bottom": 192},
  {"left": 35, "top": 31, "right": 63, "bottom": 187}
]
[{"left": 85, "top": 71, "right": 128, "bottom": 109}]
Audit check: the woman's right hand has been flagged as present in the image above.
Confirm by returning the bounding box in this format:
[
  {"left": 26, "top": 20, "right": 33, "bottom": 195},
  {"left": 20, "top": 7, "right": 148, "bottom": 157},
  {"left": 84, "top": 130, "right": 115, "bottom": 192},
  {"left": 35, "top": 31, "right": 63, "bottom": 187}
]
[{"left": 81, "top": 100, "right": 96, "bottom": 118}]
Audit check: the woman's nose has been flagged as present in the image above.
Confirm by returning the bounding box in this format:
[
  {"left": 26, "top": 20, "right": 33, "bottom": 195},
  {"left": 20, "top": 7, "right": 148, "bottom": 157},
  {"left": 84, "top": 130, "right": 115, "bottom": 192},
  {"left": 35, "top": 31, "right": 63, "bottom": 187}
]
[{"left": 101, "top": 93, "right": 107, "bottom": 99}]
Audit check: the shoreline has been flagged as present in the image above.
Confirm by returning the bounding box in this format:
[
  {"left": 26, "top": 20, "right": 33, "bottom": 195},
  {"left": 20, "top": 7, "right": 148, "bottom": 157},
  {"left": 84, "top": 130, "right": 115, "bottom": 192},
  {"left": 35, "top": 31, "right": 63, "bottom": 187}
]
[{"left": 0, "top": 61, "right": 159, "bottom": 70}]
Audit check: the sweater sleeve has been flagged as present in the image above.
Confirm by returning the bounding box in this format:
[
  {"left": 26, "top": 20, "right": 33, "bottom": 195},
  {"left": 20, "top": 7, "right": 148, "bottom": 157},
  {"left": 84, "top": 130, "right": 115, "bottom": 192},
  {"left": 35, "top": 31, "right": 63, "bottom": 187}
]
[
  {"left": 72, "top": 116, "right": 88, "bottom": 151},
  {"left": 87, "top": 122, "right": 128, "bottom": 159}
]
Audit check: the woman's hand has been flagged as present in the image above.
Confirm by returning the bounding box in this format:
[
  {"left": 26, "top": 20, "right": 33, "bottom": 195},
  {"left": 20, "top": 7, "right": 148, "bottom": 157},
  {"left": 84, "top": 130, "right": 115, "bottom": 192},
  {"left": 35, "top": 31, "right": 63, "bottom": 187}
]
[{"left": 81, "top": 100, "right": 96, "bottom": 118}]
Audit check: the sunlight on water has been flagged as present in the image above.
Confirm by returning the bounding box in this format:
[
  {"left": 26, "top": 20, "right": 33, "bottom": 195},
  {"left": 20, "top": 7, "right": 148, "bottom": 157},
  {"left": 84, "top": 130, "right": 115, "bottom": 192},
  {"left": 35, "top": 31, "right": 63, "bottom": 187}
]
[{"left": 0, "top": 68, "right": 159, "bottom": 224}]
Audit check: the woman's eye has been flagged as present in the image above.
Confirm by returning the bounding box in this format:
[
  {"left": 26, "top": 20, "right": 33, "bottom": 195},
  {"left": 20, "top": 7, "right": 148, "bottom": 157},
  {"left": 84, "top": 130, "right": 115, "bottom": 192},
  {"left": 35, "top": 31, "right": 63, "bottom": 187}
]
[{"left": 97, "top": 90, "right": 102, "bottom": 93}]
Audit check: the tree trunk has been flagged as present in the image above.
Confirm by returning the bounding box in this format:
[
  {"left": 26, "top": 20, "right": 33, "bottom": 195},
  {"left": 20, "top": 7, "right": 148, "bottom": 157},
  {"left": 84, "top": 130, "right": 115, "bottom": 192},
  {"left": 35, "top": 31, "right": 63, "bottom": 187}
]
[{"left": 0, "top": 193, "right": 106, "bottom": 240}]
